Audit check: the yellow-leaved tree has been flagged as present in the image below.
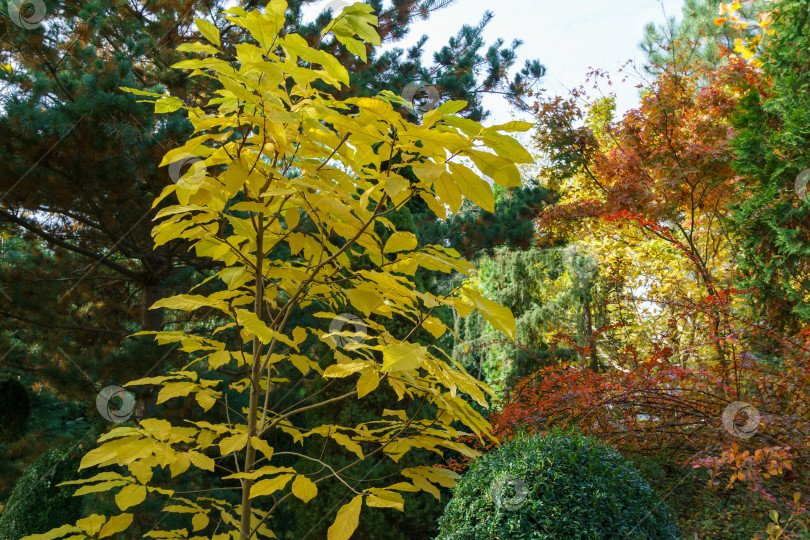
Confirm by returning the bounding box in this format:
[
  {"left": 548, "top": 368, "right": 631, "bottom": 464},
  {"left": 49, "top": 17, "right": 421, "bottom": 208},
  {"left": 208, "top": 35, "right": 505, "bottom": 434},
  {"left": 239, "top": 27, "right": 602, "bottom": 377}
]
[{"left": 25, "top": 2, "right": 532, "bottom": 538}]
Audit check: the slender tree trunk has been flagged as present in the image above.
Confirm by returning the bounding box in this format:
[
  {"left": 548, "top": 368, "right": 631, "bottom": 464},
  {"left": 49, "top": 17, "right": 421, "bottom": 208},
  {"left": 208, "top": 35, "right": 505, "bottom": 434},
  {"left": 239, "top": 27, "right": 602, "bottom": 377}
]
[
  {"left": 582, "top": 282, "right": 600, "bottom": 373},
  {"left": 241, "top": 218, "right": 264, "bottom": 540},
  {"left": 135, "top": 248, "right": 168, "bottom": 421}
]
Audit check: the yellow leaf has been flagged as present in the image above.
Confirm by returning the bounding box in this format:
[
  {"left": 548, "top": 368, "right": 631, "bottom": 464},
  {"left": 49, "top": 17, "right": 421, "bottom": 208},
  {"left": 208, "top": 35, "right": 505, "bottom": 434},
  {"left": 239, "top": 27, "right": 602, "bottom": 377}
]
[
  {"left": 291, "top": 474, "right": 318, "bottom": 503},
  {"left": 434, "top": 172, "right": 462, "bottom": 214},
  {"left": 467, "top": 150, "right": 521, "bottom": 187},
  {"left": 383, "top": 231, "right": 417, "bottom": 254},
  {"left": 382, "top": 343, "right": 427, "bottom": 373},
  {"left": 462, "top": 287, "right": 516, "bottom": 340},
  {"left": 79, "top": 437, "right": 135, "bottom": 470},
  {"left": 128, "top": 461, "right": 153, "bottom": 484},
  {"left": 192, "top": 512, "right": 210, "bottom": 531},
  {"left": 195, "top": 388, "right": 218, "bottom": 411},
  {"left": 20, "top": 524, "right": 81, "bottom": 540},
  {"left": 448, "top": 163, "right": 494, "bottom": 213},
  {"left": 250, "top": 473, "right": 295, "bottom": 498},
  {"left": 99, "top": 513, "right": 134, "bottom": 538},
  {"left": 324, "top": 361, "right": 369, "bottom": 378},
  {"left": 115, "top": 484, "right": 147, "bottom": 511},
  {"left": 481, "top": 131, "right": 534, "bottom": 164},
  {"left": 157, "top": 381, "right": 197, "bottom": 404},
  {"left": 356, "top": 370, "right": 379, "bottom": 398},
  {"left": 235, "top": 309, "right": 298, "bottom": 349},
  {"left": 194, "top": 18, "right": 221, "bottom": 47},
  {"left": 169, "top": 453, "right": 191, "bottom": 478},
  {"left": 332, "top": 432, "right": 364, "bottom": 459},
  {"left": 365, "top": 488, "right": 404, "bottom": 511},
  {"left": 285, "top": 207, "right": 300, "bottom": 229},
  {"left": 421, "top": 316, "right": 447, "bottom": 339},
  {"left": 151, "top": 294, "right": 226, "bottom": 312},
  {"left": 327, "top": 495, "right": 362, "bottom": 540},
  {"left": 77, "top": 514, "right": 106, "bottom": 535},
  {"left": 219, "top": 433, "right": 249, "bottom": 455},
  {"left": 73, "top": 480, "right": 128, "bottom": 496},
  {"left": 251, "top": 436, "right": 274, "bottom": 460},
  {"left": 140, "top": 418, "right": 173, "bottom": 440},
  {"left": 189, "top": 451, "right": 216, "bottom": 471}
]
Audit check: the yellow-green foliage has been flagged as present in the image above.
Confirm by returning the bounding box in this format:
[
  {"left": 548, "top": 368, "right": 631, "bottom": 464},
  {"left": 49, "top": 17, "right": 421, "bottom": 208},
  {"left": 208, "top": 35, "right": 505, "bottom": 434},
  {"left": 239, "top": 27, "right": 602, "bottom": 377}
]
[{"left": 23, "top": 2, "right": 532, "bottom": 538}]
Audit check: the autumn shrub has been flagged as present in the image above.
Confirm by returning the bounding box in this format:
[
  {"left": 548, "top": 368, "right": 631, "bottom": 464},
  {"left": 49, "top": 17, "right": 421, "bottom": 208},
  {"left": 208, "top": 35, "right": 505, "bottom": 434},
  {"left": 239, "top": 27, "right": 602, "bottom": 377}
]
[
  {"left": 0, "top": 446, "right": 88, "bottom": 540},
  {"left": 436, "top": 431, "right": 679, "bottom": 540}
]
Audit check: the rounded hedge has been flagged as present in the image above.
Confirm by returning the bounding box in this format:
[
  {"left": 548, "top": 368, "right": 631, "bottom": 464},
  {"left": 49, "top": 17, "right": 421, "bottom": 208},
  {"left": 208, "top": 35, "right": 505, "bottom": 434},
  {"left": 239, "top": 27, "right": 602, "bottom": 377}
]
[
  {"left": 0, "top": 446, "right": 88, "bottom": 539},
  {"left": 436, "top": 432, "right": 680, "bottom": 539}
]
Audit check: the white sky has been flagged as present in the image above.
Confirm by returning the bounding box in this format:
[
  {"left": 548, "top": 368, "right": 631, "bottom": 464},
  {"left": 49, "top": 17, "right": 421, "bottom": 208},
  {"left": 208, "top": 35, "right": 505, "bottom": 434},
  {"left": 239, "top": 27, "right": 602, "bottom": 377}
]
[{"left": 306, "top": 0, "right": 686, "bottom": 122}]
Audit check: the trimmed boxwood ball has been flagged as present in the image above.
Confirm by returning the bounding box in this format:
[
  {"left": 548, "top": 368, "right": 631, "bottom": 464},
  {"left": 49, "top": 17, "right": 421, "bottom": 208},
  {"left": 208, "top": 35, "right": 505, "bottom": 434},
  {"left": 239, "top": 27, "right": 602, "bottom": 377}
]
[
  {"left": 436, "top": 431, "right": 680, "bottom": 539},
  {"left": 0, "top": 446, "right": 89, "bottom": 539}
]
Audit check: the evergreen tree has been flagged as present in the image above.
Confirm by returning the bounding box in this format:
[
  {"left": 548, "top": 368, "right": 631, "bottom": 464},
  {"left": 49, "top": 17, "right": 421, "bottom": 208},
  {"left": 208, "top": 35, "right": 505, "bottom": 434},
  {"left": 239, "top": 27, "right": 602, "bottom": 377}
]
[
  {"left": 639, "top": 0, "right": 768, "bottom": 72},
  {"left": 729, "top": 0, "right": 810, "bottom": 331}
]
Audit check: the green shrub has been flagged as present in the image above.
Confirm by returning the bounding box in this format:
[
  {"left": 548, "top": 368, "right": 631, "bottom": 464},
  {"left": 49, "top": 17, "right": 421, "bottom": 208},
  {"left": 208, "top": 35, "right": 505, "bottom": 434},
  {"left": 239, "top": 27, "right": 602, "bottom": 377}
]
[
  {"left": 436, "top": 431, "right": 680, "bottom": 539},
  {"left": 0, "top": 446, "right": 88, "bottom": 540}
]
